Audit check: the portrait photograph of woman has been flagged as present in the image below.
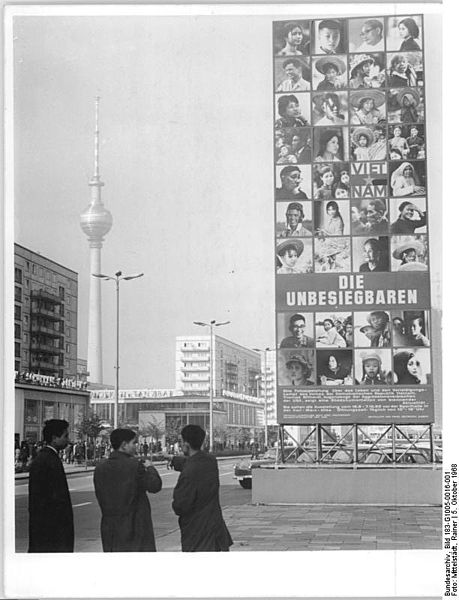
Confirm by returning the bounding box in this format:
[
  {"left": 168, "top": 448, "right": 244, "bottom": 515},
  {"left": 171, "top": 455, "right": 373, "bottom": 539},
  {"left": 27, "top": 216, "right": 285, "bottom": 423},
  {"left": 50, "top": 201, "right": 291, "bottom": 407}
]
[
  {"left": 352, "top": 236, "right": 389, "bottom": 272},
  {"left": 276, "top": 238, "right": 313, "bottom": 274},
  {"left": 277, "top": 349, "right": 316, "bottom": 386},
  {"left": 390, "top": 198, "right": 427, "bottom": 235},
  {"left": 273, "top": 20, "right": 311, "bottom": 56},
  {"left": 312, "top": 162, "right": 350, "bottom": 199},
  {"left": 393, "top": 348, "right": 431, "bottom": 385},
  {"left": 312, "top": 56, "right": 347, "bottom": 91},
  {"left": 313, "top": 127, "right": 349, "bottom": 162},
  {"left": 316, "top": 350, "right": 353, "bottom": 385},
  {"left": 274, "top": 93, "right": 311, "bottom": 129},
  {"left": 386, "top": 15, "right": 423, "bottom": 52},
  {"left": 314, "top": 237, "right": 351, "bottom": 272},
  {"left": 387, "top": 88, "right": 424, "bottom": 124},
  {"left": 315, "top": 313, "right": 351, "bottom": 349},
  {"left": 312, "top": 92, "right": 348, "bottom": 126},
  {"left": 391, "top": 235, "right": 428, "bottom": 272},
  {"left": 391, "top": 310, "right": 430, "bottom": 347},
  {"left": 348, "top": 53, "right": 385, "bottom": 89},
  {"left": 389, "top": 160, "right": 426, "bottom": 197},
  {"left": 386, "top": 52, "right": 423, "bottom": 87},
  {"left": 314, "top": 200, "right": 349, "bottom": 237},
  {"left": 350, "top": 89, "right": 386, "bottom": 126}
]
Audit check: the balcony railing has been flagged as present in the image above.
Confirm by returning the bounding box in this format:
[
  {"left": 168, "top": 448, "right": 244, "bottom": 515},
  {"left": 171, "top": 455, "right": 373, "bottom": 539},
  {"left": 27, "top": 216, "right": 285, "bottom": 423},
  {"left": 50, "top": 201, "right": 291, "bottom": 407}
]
[
  {"left": 30, "top": 341, "right": 64, "bottom": 354},
  {"left": 31, "top": 289, "right": 62, "bottom": 304},
  {"left": 31, "top": 358, "right": 60, "bottom": 370},
  {"left": 182, "top": 374, "right": 210, "bottom": 382},
  {"left": 181, "top": 344, "right": 209, "bottom": 352},
  {"left": 31, "top": 304, "right": 63, "bottom": 321},
  {"left": 31, "top": 323, "right": 63, "bottom": 337},
  {"left": 180, "top": 365, "right": 209, "bottom": 372},
  {"left": 181, "top": 354, "right": 209, "bottom": 362}
]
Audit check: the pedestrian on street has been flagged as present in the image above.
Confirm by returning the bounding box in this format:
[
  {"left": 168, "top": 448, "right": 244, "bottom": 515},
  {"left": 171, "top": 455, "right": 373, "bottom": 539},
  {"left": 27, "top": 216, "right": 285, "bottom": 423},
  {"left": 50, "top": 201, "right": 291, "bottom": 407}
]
[
  {"left": 93, "top": 428, "right": 162, "bottom": 552},
  {"left": 172, "top": 425, "right": 233, "bottom": 552},
  {"left": 28, "top": 419, "right": 74, "bottom": 553}
]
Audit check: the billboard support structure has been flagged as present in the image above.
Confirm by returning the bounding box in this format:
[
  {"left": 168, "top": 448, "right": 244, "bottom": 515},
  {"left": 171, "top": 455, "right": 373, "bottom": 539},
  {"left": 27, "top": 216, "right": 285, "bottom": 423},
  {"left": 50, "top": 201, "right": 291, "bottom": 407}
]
[{"left": 277, "top": 422, "right": 436, "bottom": 464}]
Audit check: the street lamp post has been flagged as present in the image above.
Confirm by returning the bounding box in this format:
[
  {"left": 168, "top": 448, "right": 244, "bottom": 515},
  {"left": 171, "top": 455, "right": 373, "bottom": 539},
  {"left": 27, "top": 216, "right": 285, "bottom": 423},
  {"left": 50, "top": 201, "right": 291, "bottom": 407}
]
[
  {"left": 193, "top": 319, "right": 230, "bottom": 453},
  {"left": 92, "top": 270, "right": 144, "bottom": 429},
  {"left": 253, "top": 347, "right": 274, "bottom": 451}
]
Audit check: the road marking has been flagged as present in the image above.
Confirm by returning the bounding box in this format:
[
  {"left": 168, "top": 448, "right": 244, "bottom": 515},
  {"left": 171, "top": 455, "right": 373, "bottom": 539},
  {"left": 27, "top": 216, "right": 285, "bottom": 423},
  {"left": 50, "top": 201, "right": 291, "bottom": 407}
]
[{"left": 72, "top": 502, "right": 92, "bottom": 508}]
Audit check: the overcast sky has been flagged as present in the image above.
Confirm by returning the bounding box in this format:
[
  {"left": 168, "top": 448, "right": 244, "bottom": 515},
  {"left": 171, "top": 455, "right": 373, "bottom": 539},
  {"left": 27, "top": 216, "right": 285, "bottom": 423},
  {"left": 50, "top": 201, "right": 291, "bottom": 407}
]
[{"left": 14, "top": 15, "right": 277, "bottom": 388}]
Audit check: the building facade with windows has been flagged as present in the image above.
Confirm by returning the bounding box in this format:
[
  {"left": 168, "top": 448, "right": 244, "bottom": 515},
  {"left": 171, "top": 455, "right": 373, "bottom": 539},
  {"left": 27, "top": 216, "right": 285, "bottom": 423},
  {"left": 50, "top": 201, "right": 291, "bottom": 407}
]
[
  {"left": 90, "top": 388, "right": 264, "bottom": 446},
  {"left": 14, "top": 244, "right": 78, "bottom": 379},
  {"left": 14, "top": 244, "right": 89, "bottom": 443},
  {"left": 175, "top": 335, "right": 261, "bottom": 397}
]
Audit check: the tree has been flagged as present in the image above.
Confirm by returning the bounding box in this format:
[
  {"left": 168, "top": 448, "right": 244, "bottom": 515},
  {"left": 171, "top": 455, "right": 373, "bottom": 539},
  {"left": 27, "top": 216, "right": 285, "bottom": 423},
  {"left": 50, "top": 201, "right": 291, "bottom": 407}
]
[
  {"left": 164, "top": 416, "right": 183, "bottom": 447},
  {"left": 75, "top": 412, "right": 105, "bottom": 463},
  {"left": 138, "top": 420, "right": 165, "bottom": 442},
  {"left": 76, "top": 412, "right": 105, "bottom": 443}
]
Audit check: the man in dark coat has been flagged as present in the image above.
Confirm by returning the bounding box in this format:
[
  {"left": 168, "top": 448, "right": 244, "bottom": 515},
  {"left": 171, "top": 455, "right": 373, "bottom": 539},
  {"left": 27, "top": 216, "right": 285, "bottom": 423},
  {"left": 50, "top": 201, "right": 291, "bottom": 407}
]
[
  {"left": 93, "top": 428, "right": 162, "bottom": 552},
  {"left": 172, "top": 425, "right": 233, "bottom": 552},
  {"left": 28, "top": 419, "right": 74, "bottom": 552}
]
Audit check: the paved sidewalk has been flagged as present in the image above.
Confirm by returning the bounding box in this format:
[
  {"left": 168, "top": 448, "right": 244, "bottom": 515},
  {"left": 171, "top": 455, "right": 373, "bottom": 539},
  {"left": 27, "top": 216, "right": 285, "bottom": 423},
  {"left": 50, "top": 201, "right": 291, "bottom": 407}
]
[{"left": 157, "top": 503, "right": 442, "bottom": 552}]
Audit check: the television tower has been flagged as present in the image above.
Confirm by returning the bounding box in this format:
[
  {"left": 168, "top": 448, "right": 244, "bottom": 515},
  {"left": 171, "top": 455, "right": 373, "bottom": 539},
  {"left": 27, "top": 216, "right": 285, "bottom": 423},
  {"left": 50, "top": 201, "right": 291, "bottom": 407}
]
[{"left": 80, "top": 97, "right": 113, "bottom": 384}]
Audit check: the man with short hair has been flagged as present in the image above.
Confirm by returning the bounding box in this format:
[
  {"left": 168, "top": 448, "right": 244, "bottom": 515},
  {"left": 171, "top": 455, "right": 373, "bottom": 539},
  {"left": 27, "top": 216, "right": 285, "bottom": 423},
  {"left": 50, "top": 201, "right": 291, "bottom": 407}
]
[
  {"left": 355, "top": 19, "right": 384, "bottom": 52},
  {"left": 28, "top": 419, "right": 74, "bottom": 552},
  {"left": 316, "top": 19, "right": 342, "bottom": 54},
  {"left": 366, "top": 199, "right": 389, "bottom": 234},
  {"left": 93, "top": 428, "right": 162, "bottom": 552},
  {"left": 280, "top": 314, "right": 314, "bottom": 348},
  {"left": 276, "top": 165, "right": 309, "bottom": 200},
  {"left": 279, "top": 202, "right": 311, "bottom": 237},
  {"left": 277, "top": 58, "right": 310, "bottom": 91},
  {"left": 172, "top": 425, "right": 233, "bottom": 552}
]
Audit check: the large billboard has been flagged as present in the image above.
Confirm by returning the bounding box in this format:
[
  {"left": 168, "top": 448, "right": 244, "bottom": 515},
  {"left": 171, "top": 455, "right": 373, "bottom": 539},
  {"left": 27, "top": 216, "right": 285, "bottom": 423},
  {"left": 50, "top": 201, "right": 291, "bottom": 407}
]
[{"left": 273, "top": 15, "right": 434, "bottom": 424}]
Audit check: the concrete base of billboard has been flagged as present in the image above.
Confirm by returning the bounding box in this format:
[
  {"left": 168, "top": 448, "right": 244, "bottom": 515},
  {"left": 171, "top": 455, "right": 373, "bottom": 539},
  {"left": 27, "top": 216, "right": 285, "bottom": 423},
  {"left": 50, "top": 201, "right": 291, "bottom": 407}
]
[{"left": 252, "top": 467, "right": 442, "bottom": 505}]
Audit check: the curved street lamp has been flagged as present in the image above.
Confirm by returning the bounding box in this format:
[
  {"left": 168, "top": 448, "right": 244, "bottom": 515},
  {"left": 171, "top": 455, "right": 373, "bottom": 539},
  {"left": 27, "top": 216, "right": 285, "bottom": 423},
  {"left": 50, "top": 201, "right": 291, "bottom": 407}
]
[
  {"left": 193, "top": 320, "right": 230, "bottom": 452},
  {"left": 92, "top": 271, "right": 144, "bottom": 429}
]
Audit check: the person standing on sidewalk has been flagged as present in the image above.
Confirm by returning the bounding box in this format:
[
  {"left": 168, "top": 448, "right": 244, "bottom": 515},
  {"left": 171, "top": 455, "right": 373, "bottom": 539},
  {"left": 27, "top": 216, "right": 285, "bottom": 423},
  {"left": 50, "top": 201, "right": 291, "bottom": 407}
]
[
  {"left": 172, "top": 425, "right": 233, "bottom": 552},
  {"left": 93, "top": 428, "right": 162, "bottom": 552},
  {"left": 28, "top": 419, "right": 74, "bottom": 552}
]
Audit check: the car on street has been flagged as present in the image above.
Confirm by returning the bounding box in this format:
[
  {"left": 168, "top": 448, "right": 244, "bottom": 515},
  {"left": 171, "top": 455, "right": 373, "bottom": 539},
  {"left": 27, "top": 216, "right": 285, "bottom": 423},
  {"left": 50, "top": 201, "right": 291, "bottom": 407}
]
[
  {"left": 233, "top": 446, "right": 314, "bottom": 489},
  {"left": 361, "top": 446, "right": 430, "bottom": 465}
]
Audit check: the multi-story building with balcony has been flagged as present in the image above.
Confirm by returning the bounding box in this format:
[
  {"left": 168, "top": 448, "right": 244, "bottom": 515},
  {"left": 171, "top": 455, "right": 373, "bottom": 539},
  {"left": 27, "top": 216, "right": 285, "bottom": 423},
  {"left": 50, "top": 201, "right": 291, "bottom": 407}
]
[
  {"left": 14, "top": 244, "right": 88, "bottom": 443},
  {"left": 14, "top": 244, "right": 78, "bottom": 379},
  {"left": 257, "top": 349, "right": 277, "bottom": 426},
  {"left": 175, "top": 335, "right": 261, "bottom": 397}
]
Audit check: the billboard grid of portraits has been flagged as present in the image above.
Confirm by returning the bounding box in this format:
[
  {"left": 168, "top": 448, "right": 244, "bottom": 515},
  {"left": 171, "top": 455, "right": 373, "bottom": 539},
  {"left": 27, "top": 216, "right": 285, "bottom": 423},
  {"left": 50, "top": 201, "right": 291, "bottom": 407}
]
[
  {"left": 273, "top": 15, "right": 433, "bottom": 405},
  {"left": 276, "top": 309, "right": 432, "bottom": 386},
  {"left": 274, "top": 14, "right": 428, "bottom": 276}
]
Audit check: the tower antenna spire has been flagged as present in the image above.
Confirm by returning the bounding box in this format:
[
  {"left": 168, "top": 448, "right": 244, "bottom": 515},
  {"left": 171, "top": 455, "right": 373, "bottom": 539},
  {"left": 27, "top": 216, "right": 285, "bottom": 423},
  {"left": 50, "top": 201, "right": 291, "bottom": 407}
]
[
  {"left": 94, "top": 95, "right": 100, "bottom": 180},
  {"left": 80, "top": 96, "right": 113, "bottom": 384}
]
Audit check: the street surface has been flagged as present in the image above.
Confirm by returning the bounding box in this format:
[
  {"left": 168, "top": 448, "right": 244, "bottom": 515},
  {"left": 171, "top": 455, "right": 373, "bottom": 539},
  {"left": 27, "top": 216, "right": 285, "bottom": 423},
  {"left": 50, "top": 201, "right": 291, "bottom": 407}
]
[{"left": 15, "top": 458, "right": 249, "bottom": 552}]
